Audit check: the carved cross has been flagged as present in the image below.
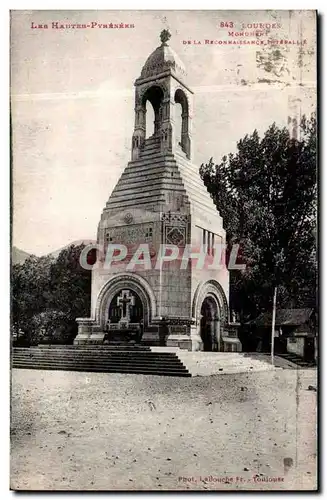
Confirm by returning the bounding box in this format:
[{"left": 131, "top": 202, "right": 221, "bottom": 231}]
[
  {"left": 160, "top": 29, "right": 171, "bottom": 45},
  {"left": 117, "top": 289, "right": 135, "bottom": 324}
]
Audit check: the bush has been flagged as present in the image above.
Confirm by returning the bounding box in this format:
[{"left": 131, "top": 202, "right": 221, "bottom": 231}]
[
  {"left": 12, "top": 244, "right": 92, "bottom": 346},
  {"left": 30, "top": 310, "right": 75, "bottom": 345}
]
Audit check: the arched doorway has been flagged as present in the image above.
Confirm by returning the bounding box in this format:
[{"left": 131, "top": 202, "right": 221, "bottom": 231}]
[
  {"left": 200, "top": 296, "right": 220, "bottom": 352},
  {"left": 108, "top": 289, "right": 144, "bottom": 325},
  {"left": 96, "top": 272, "right": 157, "bottom": 331},
  {"left": 192, "top": 280, "right": 229, "bottom": 352}
]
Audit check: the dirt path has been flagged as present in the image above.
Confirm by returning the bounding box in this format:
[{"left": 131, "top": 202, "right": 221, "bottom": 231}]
[{"left": 10, "top": 368, "right": 317, "bottom": 491}]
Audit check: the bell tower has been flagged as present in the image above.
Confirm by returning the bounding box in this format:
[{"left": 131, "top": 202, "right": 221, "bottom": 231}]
[{"left": 131, "top": 29, "right": 192, "bottom": 161}]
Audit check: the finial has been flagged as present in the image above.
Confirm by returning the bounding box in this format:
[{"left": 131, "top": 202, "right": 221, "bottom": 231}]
[{"left": 160, "top": 29, "right": 171, "bottom": 45}]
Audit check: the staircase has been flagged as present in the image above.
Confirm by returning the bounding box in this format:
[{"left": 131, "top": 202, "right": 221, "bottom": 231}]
[
  {"left": 12, "top": 346, "right": 191, "bottom": 377},
  {"left": 276, "top": 352, "right": 316, "bottom": 368}
]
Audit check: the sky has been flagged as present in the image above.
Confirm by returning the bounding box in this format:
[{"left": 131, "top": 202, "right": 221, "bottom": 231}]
[{"left": 11, "top": 10, "right": 316, "bottom": 256}]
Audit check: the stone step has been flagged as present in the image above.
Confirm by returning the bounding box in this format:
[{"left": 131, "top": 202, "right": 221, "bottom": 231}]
[
  {"left": 36, "top": 344, "right": 150, "bottom": 351},
  {"left": 12, "top": 354, "right": 186, "bottom": 363},
  {"left": 12, "top": 359, "right": 187, "bottom": 371},
  {"left": 128, "top": 154, "right": 178, "bottom": 167},
  {"left": 110, "top": 179, "right": 186, "bottom": 196},
  {"left": 143, "top": 135, "right": 160, "bottom": 146},
  {"left": 107, "top": 189, "right": 213, "bottom": 214},
  {"left": 107, "top": 188, "right": 166, "bottom": 200},
  {"left": 141, "top": 142, "right": 161, "bottom": 150},
  {"left": 140, "top": 149, "right": 162, "bottom": 158},
  {"left": 120, "top": 169, "right": 203, "bottom": 195},
  {"left": 142, "top": 142, "right": 160, "bottom": 149},
  {"left": 123, "top": 163, "right": 182, "bottom": 176},
  {"left": 12, "top": 347, "right": 191, "bottom": 377},
  {"left": 108, "top": 191, "right": 186, "bottom": 206},
  {"left": 12, "top": 357, "right": 183, "bottom": 365},
  {"left": 277, "top": 353, "right": 316, "bottom": 367},
  {"left": 118, "top": 169, "right": 184, "bottom": 184},
  {"left": 13, "top": 349, "right": 181, "bottom": 357},
  {"left": 12, "top": 364, "right": 191, "bottom": 377},
  {"left": 139, "top": 151, "right": 162, "bottom": 159},
  {"left": 143, "top": 135, "right": 160, "bottom": 143},
  {"left": 108, "top": 174, "right": 209, "bottom": 201},
  {"left": 12, "top": 353, "right": 184, "bottom": 363},
  {"left": 138, "top": 153, "right": 163, "bottom": 161},
  {"left": 111, "top": 182, "right": 186, "bottom": 198},
  {"left": 141, "top": 140, "right": 161, "bottom": 149},
  {"left": 106, "top": 195, "right": 166, "bottom": 210},
  {"left": 17, "top": 341, "right": 151, "bottom": 352},
  {"left": 13, "top": 349, "right": 182, "bottom": 359},
  {"left": 126, "top": 159, "right": 204, "bottom": 179},
  {"left": 12, "top": 365, "right": 190, "bottom": 377},
  {"left": 129, "top": 154, "right": 185, "bottom": 168},
  {"left": 119, "top": 164, "right": 183, "bottom": 177}
]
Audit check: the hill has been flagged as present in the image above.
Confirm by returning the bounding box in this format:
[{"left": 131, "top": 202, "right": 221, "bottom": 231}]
[
  {"left": 47, "top": 240, "right": 95, "bottom": 259},
  {"left": 12, "top": 240, "right": 96, "bottom": 264},
  {"left": 12, "top": 246, "right": 32, "bottom": 265}
]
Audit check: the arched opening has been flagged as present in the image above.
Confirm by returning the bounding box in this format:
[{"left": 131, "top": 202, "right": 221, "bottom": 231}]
[
  {"left": 142, "top": 85, "right": 164, "bottom": 139},
  {"left": 174, "top": 88, "right": 190, "bottom": 157},
  {"left": 145, "top": 101, "right": 155, "bottom": 139},
  {"left": 174, "top": 100, "right": 183, "bottom": 147},
  {"left": 200, "top": 296, "right": 220, "bottom": 352},
  {"left": 96, "top": 273, "right": 157, "bottom": 330}
]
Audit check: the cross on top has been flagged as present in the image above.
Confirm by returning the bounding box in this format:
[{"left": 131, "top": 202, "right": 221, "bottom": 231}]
[{"left": 160, "top": 29, "right": 171, "bottom": 45}]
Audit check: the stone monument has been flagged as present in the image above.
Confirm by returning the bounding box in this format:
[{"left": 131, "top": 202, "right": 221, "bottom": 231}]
[{"left": 75, "top": 31, "right": 242, "bottom": 352}]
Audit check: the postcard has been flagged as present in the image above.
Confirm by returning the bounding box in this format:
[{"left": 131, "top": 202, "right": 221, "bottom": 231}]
[{"left": 10, "top": 10, "right": 317, "bottom": 491}]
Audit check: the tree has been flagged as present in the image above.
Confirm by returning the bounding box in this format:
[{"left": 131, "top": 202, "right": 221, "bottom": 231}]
[
  {"left": 200, "top": 113, "right": 317, "bottom": 320},
  {"left": 30, "top": 310, "right": 72, "bottom": 345},
  {"left": 11, "top": 255, "right": 54, "bottom": 343},
  {"left": 11, "top": 244, "right": 92, "bottom": 345},
  {"left": 49, "top": 244, "right": 92, "bottom": 339}
]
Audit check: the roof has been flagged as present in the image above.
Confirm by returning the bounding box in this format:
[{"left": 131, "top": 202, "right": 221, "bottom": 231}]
[
  {"left": 248, "top": 308, "right": 314, "bottom": 327},
  {"left": 140, "top": 43, "right": 186, "bottom": 80}
]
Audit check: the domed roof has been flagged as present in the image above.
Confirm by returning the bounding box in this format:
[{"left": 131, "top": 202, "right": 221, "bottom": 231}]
[{"left": 140, "top": 31, "right": 186, "bottom": 80}]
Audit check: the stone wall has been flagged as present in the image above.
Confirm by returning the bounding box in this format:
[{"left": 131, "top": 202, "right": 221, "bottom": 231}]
[{"left": 287, "top": 337, "right": 305, "bottom": 357}]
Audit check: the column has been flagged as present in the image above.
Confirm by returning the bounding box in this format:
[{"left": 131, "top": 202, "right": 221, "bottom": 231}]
[{"left": 214, "top": 316, "right": 221, "bottom": 351}]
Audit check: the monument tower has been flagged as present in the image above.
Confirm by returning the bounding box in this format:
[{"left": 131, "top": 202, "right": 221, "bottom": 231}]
[{"left": 75, "top": 31, "right": 241, "bottom": 352}]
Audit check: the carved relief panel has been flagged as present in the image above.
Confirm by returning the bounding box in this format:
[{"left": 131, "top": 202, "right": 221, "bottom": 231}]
[
  {"left": 161, "top": 212, "right": 190, "bottom": 247},
  {"left": 105, "top": 223, "right": 154, "bottom": 245}
]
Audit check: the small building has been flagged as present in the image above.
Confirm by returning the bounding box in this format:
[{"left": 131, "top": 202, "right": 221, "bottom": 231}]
[{"left": 247, "top": 308, "right": 317, "bottom": 362}]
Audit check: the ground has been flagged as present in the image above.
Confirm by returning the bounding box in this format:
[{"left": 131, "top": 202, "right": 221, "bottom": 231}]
[{"left": 11, "top": 368, "right": 317, "bottom": 491}]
